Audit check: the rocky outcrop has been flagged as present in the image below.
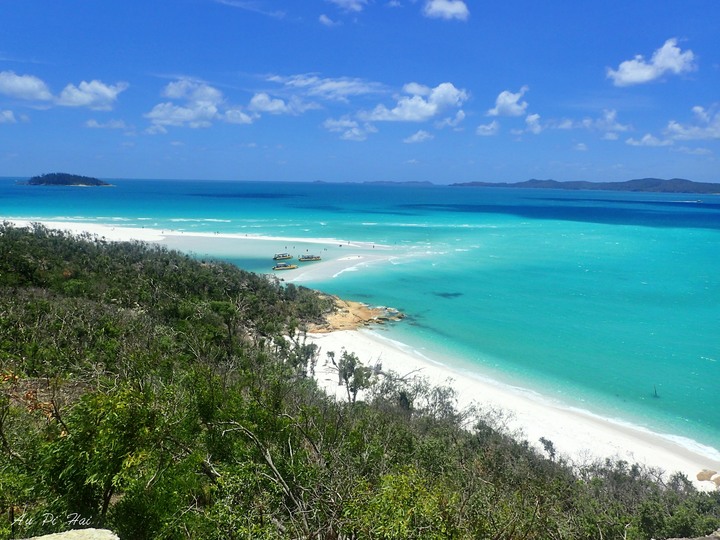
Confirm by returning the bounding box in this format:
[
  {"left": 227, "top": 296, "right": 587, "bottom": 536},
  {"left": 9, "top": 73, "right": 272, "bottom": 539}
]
[{"left": 308, "top": 295, "right": 404, "bottom": 333}]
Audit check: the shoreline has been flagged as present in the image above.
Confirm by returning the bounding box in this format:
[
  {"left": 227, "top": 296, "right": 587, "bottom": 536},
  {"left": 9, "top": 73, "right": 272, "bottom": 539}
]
[
  {"left": 4, "top": 218, "right": 720, "bottom": 490},
  {"left": 308, "top": 328, "right": 720, "bottom": 491}
]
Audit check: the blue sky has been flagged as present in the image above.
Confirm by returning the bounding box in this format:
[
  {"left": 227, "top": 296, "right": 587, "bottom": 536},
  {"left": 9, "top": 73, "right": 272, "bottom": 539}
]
[{"left": 1, "top": 1, "right": 718, "bottom": 183}]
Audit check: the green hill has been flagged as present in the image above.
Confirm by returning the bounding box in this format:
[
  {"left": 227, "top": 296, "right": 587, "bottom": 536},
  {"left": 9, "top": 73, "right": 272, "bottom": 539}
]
[{"left": 1, "top": 223, "right": 718, "bottom": 539}]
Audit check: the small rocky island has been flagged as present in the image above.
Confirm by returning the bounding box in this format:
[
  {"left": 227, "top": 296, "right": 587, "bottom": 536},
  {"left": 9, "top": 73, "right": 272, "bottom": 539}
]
[{"left": 26, "top": 172, "right": 111, "bottom": 186}]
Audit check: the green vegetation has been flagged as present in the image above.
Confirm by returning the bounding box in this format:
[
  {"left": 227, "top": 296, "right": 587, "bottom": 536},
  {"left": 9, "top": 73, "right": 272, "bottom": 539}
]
[
  {"left": 1, "top": 223, "right": 719, "bottom": 539},
  {"left": 26, "top": 173, "right": 111, "bottom": 186}
]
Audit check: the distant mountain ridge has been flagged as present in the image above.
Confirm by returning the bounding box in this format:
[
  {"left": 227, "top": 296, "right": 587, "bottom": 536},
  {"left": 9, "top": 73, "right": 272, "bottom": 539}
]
[{"left": 452, "top": 178, "right": 720, "bottom": 194}]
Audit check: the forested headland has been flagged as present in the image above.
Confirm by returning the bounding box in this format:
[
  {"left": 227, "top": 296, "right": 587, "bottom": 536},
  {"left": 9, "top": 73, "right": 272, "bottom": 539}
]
[{"left": 1, "top": 223, "right": 719, "bottom": 539}]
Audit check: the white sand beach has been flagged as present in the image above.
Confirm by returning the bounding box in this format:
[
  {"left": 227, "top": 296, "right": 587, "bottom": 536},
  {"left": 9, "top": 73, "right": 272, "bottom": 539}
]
[
  {"left": 309, "top": 329, "right": 720, "bottom": 491},
  {"left": 5, "top": 218, "right": 720, "bottom": 491}
]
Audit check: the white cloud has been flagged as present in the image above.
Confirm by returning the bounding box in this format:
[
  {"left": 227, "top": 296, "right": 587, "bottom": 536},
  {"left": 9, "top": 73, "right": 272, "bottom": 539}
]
[
  {"left": 607, "top": 38, "right": 696, "bottom": 87},
  {"left": 319, "top": 14, "right": 339, "bottom": 26},
  {"left": 403, "top": 130, "right": 433, "bottom": 143},
  {"left": 162, "top": 79, "right": 223, "bottom": 104},
  {"left": 488, "top": 86, "right": 528, "bottom": 117},
  {"left": 248, "top": 92, "right": 319, "bottom": 115},
  {"left": 327, "top": 0, "right": 368, "bottom": 12},
  {"left": 595, "top": 109, "right": 630, "bottom": 132},
  {"left": 676, "top": 146, "right": 712, "bottom": 156},
  {"left": 423, "top": 0, "right": 469, "bottom": 20},
  {"left": 85, "top": 119, "right": 127, "bottom": 129},
  {"left": 56, "top": 80, "right": 128, "bottom": 110},
  {"left": 574, "top": 143, "right": 588, "bottom": 151},
  {"left": 553, "top": 109, "right": 630, "bottom": 136},
  {"left": 626, "top": 134, "right": 673, "bottom": 147},
  {"left": 224, "top": 108, "right": 254, "bottom": 124},
  {"left": 249, "top": 92, "right": 290, "bottom": 114},
  {"left": 0, "top": 71, "right": 127, "bottom": 110},
  {"left": 476, "top": 120, "right": 499, "bottom": 136},
  {"left": 145, "top": 101, "right": 219, "bottom": 128},
  {"left": 525, "top": 113, "right": 542, "bottom": 134},
  {"left": 269, "top": 73, "right": 384, "bottom": 102},
  {"left": 213, "top": 0, "right": 285, "bottom": 18},
  {"left": 0, "top": 110, "right": 16, "bottom": 123},
  {"left": 362, "top": 82, "right": 468, "bottom": 122},
  {"left": 665, "top": 105, "right": 720, "bottom": 140},
  {"left": 0, "top": 71, "right": 53, "bottom": 101},
  {"left": 323, "top": 116, "right": 377, "bottom": 141},
  {"left": 146, "top": 78, "right": 258, "bottom": 130},
  {"left": 146, "top": 80, "right": 223, "bottom": 128},
  {"left": 436, "top": 110, "right": 465, "bottom": 129}
]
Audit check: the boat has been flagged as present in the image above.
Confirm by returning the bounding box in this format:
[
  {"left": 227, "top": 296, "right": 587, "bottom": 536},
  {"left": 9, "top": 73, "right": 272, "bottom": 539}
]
[
  {"left": 272, "top": 262, "right": 298, "bottom": 271},
  {"left": 273, "top": 253, "right": 293, "bottom": 260},
  {"left": 298, "top": 254, "right": 321, "bottom": 262}
]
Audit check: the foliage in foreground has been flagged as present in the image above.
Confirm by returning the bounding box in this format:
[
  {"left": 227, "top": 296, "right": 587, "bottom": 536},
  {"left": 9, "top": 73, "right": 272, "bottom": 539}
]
[{"left": 0, "top": 223, "right": 719, "bottom": 539}]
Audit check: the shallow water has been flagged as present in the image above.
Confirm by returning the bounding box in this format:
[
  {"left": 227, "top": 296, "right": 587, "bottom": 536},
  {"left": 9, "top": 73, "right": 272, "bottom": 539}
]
[{"left": 3, "top": 177, "right": 719, "bottom": 453}]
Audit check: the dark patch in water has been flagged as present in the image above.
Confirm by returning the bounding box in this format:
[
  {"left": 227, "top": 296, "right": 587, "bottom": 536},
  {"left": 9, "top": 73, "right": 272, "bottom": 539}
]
[
  {"left": 190, "top": 192, "right": 299, "bottom": 199},
  {"left": 433, "top": 291, "right": 463, "bottom": 299},
  {"left": 398, "top": 202, "right": 720, "bottom": 230},
  {"left": 530, "top": 196, "right": 720, "bottom": 211},
  {"left": 295, "top": 204, "right": 417, "bottom": 217}
]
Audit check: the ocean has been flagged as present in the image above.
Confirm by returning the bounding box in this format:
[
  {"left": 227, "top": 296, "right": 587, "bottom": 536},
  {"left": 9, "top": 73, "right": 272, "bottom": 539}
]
[{"left": 2, "top": 177, "right": 719, "bottom": 456}]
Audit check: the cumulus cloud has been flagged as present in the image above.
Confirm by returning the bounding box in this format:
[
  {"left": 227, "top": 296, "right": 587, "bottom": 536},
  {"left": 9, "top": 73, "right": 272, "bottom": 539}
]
[
  {"left": 0, "top": 71, "right": 126, "bottom": 110},
  {"left": 525, "top": 113, "right": 542, "bottom": 134},
  {"left": 0, "top": 71, "right": 53, "bottom": 101},
  {"left": 403, "top": 130, "right": 433, "bottom": 143},
  {"left": 224, "top": 108, "right": 254, "bottom": 124},
  {"left": 553, "top": 109, "right": 630, "bottom": 136},
  {"left": 574, "top": 143, "right": 588, "bottom": 151},
  {"left": 0, "top": 110, "right": 16, "bottom": 123},
  {"left": 249, "top": 93, "right": 291, "bottom": 114},
  {"left": 436, "top": 110, "right": 465, "bottom": 129},
  {"left": 476, "top": 120, "right": 499, "bottom": 136},
  {"left": 146, "top": 101, "right": 219, "bottom": 129},
  {"left": 487, "top": 86, "right": 528, "bottom": 117},
  {"left": 85, "top": 119, "right": 127, "bottom": 129},
  {"left": 319, "top": 14, "right": 339, "bottom": 26},
  {"left": 626, "top": 134, "right": 673, "bottom": 147},
  {"left": 665, "top": 105, "right": 720, "bottom": 140},
  {"left": 145, "top": 79, "right": 226, "bottom": 129},
  {"left": 248, "top": 92, "right": 318, "bottom": 115},
  {"left": 146, "top": 78, "right": 273, "bottom": 131},
  {"left": 323, "top": 116, "right": 377, "bottom": 141},
  {"left": 57, "top": 80, "right": 128, "bottom": 110},
  {"left": 423, "top": 0, "right": 469, "bottom": 20},
  {"left": 327, "top": 0, "right": 368, "bottom": 12},
  {"left": 607, "top": 38, "right": 696, "bottom": 87},
  {"left": 362, "top": 82, "right": 468, "bottom": 122}
]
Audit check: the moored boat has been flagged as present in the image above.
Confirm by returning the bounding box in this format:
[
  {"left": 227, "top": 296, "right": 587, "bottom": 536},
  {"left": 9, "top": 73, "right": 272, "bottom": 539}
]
[
  {"left": 272, "top": 262, "right": 298, "bottom": 270},
  {"left": 273, "top": 253, "right": 293, "bottom": 260},
  {"left": 298, "top": 254, "right": 321, "bottom": 262}
]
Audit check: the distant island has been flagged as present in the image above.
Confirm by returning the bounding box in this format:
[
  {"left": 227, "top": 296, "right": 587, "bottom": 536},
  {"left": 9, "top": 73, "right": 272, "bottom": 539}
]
[
  {"left": 451, "top": 178, "right": 720, "bottom": 195},
  {"left": 26, "top": 172, "right": 111, "bottom": 186}
]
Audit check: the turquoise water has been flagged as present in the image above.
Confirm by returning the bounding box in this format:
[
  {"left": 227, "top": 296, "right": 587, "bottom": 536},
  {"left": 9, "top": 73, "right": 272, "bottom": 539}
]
[{"left": 2, "top": 177, "right": 719, "bottom": 454}]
